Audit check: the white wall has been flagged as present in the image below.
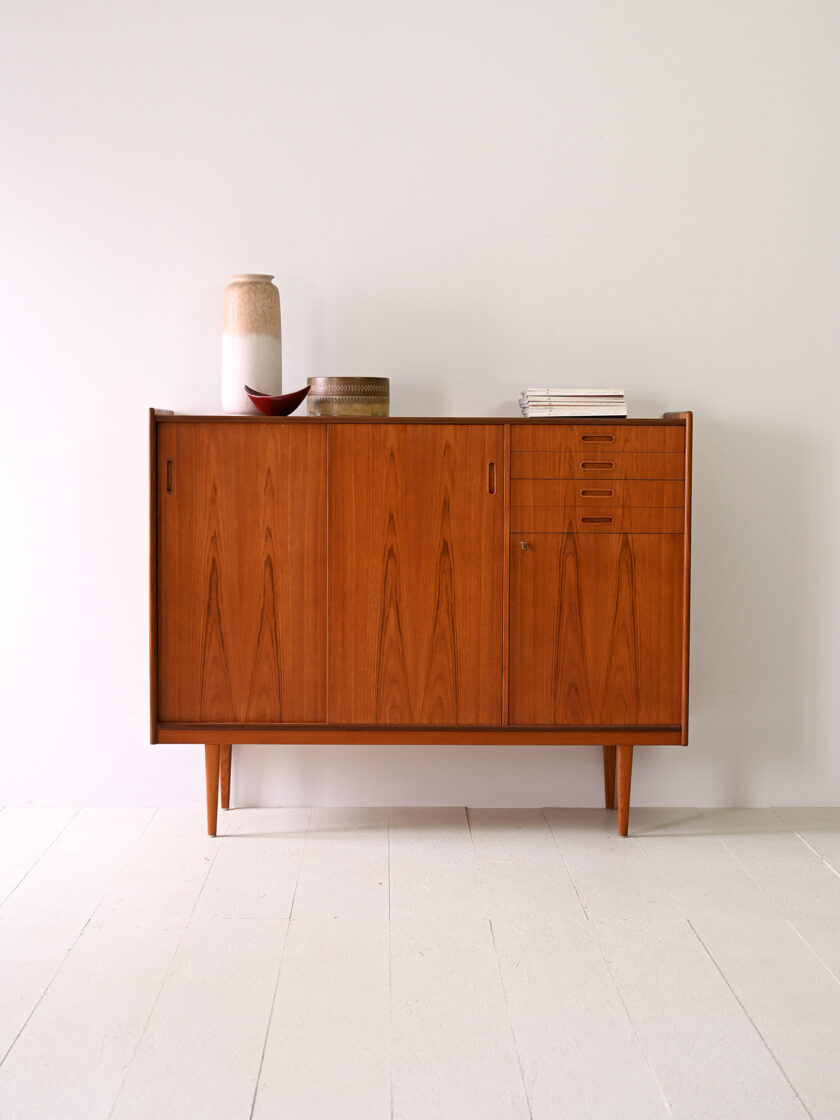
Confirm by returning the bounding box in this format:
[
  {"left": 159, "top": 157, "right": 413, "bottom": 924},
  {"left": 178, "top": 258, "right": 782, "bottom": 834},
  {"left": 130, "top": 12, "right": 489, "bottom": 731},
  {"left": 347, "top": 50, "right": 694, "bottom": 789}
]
[{"left": 1, "top": 0, "right": 838, "bottom": 807}]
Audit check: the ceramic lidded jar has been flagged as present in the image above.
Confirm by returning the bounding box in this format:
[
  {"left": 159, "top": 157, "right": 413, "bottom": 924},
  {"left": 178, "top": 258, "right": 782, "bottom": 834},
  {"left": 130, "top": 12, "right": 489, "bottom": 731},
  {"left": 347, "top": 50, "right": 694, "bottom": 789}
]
[{"left": 221, "top": 273, "right": 282, "bottom": 413}]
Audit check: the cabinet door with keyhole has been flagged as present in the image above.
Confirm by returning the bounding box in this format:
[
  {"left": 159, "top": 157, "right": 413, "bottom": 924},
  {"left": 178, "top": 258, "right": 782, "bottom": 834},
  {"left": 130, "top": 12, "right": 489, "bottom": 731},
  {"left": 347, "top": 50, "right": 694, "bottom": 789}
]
[
  {"left": 156, "top": 422, "right": 327, "bottom": 724},
  {"left": 509, "top": 532, "right": 684, "bottom": 726},
  {"left": 329, "top": 424, "right": 504, "bottom": 725}
]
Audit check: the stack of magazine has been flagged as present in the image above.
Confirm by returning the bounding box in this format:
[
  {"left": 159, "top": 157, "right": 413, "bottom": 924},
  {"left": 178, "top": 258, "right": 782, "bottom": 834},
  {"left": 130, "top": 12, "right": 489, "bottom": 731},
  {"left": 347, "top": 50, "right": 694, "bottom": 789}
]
[{"left": 519, "top": 388, "right": 627, "bottom": 418}]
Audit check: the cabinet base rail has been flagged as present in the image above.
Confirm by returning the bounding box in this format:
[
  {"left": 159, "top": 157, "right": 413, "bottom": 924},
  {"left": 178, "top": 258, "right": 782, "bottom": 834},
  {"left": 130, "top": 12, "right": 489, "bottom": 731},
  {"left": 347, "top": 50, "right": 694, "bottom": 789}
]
[
  {"left": 202, "top": 742, "right": 634, "bottom": 838},
  {"left": 161, "top": 725, "right": 678, "bottom": 745}
]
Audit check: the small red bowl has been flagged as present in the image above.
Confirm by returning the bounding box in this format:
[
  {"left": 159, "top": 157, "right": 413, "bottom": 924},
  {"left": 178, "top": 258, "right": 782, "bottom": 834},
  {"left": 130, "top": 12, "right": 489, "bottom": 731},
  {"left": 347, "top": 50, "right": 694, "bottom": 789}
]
[{"left": 245, "top": 385, "right": 310, "bottom": 416}]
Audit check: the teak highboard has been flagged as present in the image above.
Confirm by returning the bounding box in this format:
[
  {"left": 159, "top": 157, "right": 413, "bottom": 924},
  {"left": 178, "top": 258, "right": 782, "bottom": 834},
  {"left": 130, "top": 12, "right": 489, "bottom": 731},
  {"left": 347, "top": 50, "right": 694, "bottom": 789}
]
[{"left": 149, "top": 410, "right": 692, "bottom": 836}]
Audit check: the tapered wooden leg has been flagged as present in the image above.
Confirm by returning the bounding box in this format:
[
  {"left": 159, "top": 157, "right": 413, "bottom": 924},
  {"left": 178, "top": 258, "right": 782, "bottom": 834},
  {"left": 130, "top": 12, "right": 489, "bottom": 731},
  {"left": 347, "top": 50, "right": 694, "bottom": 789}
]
[
  {"left": 220, "top": 745, "right": 232, "bottom": 810},
  {"left": 602, "top": 745, "right": 617, "bottom": 810},
  {"left": 205, "top": 744, "right": 221, "bottom": 837},
  {"left": 616, "top": 744, "right": 633, "bottom": 837}
]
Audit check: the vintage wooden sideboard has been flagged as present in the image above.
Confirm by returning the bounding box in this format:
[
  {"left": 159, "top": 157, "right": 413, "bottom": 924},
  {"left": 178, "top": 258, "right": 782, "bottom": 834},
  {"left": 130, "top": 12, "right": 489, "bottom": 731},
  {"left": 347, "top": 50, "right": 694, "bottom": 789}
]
[{"left": 149, "top": 409, "right": 692, "bottom": 836}]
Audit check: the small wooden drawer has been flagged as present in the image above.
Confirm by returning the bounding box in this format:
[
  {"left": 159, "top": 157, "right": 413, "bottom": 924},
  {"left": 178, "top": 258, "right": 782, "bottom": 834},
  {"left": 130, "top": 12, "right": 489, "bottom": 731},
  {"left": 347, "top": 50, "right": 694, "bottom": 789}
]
[
  {"left": 511, "top": 424, "right": 684, "bottom": 453},
  {"left": 510, "top": 479, "right": 685, "bottom": 508},
  {"left": 510, "top": 452, "right": 685, "bottom": 480},
  {"left": 511, "top": 507, "right": 686, "bottom": 533}
]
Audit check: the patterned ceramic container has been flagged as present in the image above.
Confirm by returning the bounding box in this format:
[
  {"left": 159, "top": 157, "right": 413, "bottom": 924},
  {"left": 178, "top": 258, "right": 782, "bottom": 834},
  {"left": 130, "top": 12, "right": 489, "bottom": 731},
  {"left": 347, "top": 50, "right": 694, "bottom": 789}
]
[{"left": 306, "top": 377, "right": 390, "bottom": 416}]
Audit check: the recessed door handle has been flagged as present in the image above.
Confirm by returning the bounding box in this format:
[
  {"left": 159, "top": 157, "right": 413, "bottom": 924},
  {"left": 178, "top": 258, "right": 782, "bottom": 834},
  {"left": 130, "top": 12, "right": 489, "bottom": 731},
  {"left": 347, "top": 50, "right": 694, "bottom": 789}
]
[{"left": 488, "top": 461, "right": 496, "bottom": 495}]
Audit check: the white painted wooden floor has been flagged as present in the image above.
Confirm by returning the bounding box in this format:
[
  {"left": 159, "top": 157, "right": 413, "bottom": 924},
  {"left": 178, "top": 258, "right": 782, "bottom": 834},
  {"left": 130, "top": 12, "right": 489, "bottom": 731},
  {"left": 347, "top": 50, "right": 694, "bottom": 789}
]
[{"left": 1, "top": 807, "right": 839, "bottom": 1119}]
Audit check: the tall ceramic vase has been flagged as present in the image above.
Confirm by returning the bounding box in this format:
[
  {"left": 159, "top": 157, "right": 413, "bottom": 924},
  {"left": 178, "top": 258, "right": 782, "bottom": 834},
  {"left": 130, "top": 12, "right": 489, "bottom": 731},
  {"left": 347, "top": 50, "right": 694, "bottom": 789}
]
[{"left": 221, "top": 273, "right": 282, "bottom": 412}]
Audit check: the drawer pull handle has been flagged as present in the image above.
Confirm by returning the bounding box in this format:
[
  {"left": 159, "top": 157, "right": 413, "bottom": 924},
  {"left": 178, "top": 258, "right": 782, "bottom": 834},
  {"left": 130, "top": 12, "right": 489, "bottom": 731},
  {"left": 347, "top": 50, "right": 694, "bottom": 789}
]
[
  {"left": 165, "top": 459, "right": 174, "bottom": 493},
  {"left": 580, "top": 488, "right": 614, "bottom": 497},
  {"left": 581, "top": 516, "right": 613, "bottom": 524},
  {"left": 580, "top": 461, "right": 615, "bottom": 471},
  {"left": 581, "top": 434, "right": 614, "bottom": 443}
]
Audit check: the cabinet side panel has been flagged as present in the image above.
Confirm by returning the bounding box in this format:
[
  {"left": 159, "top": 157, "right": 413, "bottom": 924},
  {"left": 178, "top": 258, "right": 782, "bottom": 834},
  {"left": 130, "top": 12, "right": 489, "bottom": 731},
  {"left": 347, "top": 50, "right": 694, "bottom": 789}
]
[
  {"left": 681, "top": 413, "right": 692, "bottom": 740},
  {"left": 156, "top": 422, "right": 327, "bottom": 723},
  {"left": 509, "top": 533, "right": 683, "bottom": 726},
  {"left": 685, "top": 412, "right": 694, "bottom": 734},
  {"left": 501, "top": 423, "right": 511, "bottom": 725},
  {"left": 149, "top": 410, "right": 159, "bottom": 743},
  {"left": 664, "top": 411, "right": 693, "bottom": 742},
  {"left": 329, "top": 424, "right": 504, "bottom": 725}
]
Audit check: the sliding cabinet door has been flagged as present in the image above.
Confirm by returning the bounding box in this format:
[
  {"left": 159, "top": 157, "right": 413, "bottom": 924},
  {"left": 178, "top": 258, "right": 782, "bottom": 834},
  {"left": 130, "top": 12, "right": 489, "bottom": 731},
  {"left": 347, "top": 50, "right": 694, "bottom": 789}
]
[
  {"left": 329, "top": 424, "right": 504, "bottom": 724},
  {"left": 156, "top": 422, "right": 327, "bottom": 723}
]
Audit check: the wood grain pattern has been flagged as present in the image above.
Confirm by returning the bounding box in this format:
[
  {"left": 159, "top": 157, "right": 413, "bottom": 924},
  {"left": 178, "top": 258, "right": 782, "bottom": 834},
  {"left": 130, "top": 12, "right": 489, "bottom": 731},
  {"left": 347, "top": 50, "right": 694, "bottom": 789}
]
[
  {"left": 328, "top": 425, "right": 504, "bottom": 724},
  {"left": 509, "top": 533, "right": 683, "bottom": 725},
  {"left": 510, "top": 452, "right": 685, "bottom": 480},
  {"left": 510, "top": 479, "right": 685, "bottom": 508},
  {"left": 156, "top": 422, "right": 327, "bottom": 723},
  {"left": 511, "top": 425, "right": 684, "bottom": 453},
  {"left": 511, "top": 508, "right": 685, "bottom": 533}
]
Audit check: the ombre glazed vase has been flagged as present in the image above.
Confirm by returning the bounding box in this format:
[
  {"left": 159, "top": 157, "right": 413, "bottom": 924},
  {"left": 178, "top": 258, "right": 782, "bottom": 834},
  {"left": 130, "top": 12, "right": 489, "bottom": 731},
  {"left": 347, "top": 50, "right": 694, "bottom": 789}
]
[{"left": 221, "top": 273, "right": 282, "bottom": 413}]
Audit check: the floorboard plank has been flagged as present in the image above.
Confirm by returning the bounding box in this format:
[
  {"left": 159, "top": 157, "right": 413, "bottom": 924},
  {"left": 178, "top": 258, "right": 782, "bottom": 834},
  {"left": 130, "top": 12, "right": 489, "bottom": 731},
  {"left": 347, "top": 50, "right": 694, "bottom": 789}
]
[
  {"left": 543, "top": 808, "right": 684, "bottom": 922},
  {"left": 696, "top": 808, "right": 840, "bottom": 1021},
  {"left": 110, "top": 917, "right": 286, "bottom": 1120},
  {"left": 195, "top": 808, "right": 310, "bottom": 919},
  {"left": 388, "top": 808, "right": 531, "bottom": 1120},
  {"left": 0, "top": 808, "right": 78, "bottom": 908},
  {"left": 0, "top": 809, "right": 221, "bottom": 1119},
  {"left": 252, "top": 808, "right": 389, "bottom": 1120},
  {"left": 0, "top": 809, "right": 154, "bottom": 1064},
  {"left": 467, "top": 808, "right": 584, "bottom": 926},
  {"left": 469, "top": 810, "right": 670, "bottom": 1119},
  {"left": 690, "top": 908, "right": 840, "bottom": 1117},
  {"left": 773, "top": 806, "right": 840, "bottom": 876},
  {"left": 593, "top": 917, "right": 808, "bottom": 1119},
  {"left": 629, "top": 808, "right": 773, "bottom": 916},
  {"left": 699, "top": 808, "right": 840, "bottom": 920}
]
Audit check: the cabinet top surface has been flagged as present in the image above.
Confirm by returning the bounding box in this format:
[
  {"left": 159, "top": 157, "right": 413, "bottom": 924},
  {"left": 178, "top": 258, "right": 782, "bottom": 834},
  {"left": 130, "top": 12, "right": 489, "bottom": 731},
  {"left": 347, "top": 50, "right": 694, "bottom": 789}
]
[{"left": 152, "top": 410, "right": 689, "bottom": 426}]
